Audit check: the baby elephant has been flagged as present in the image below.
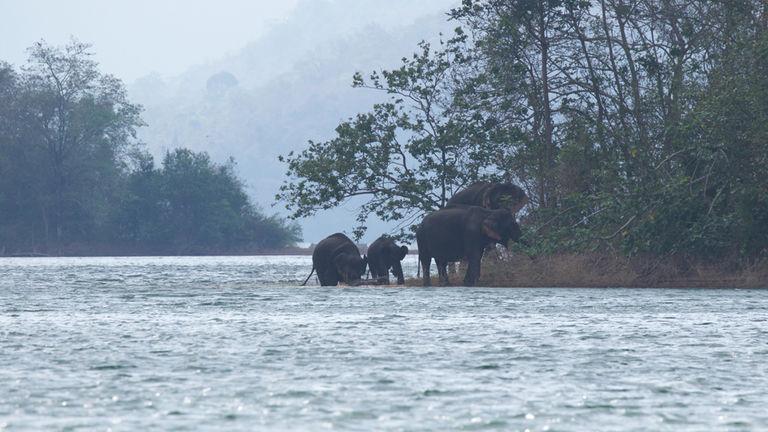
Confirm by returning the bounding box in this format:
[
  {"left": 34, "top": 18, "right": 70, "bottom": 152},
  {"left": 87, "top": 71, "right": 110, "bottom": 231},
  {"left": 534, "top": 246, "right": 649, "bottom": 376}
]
[
  {"left": 417, "top": 206, "right": 522, "bottom": 286},
  {"left": 302, "top": 233, "right": 367, "bottom": 286},
  {"left": 367, "top": 235, "right": 409, "bottom": 285}
]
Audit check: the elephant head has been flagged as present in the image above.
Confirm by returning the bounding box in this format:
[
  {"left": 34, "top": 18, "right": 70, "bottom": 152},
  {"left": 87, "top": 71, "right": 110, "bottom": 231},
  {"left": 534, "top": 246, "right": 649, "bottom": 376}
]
[
  {"left": 481, "top": 209, "right": 522, "bottom": 247},
  {"left": 333, "top": 253, "right": 367, "bottom": 286},
  {"left": 396, "top": 245, "right": 408, "bottom": 261},
  {"left": 390, "top": 245, "right": 409, "bottom": 283},
  {"left": 482, "top": 183, "right": 528, "bottom": 215},
  {"left": 367, "top": 235, "right": 409, "bottom": 285}
]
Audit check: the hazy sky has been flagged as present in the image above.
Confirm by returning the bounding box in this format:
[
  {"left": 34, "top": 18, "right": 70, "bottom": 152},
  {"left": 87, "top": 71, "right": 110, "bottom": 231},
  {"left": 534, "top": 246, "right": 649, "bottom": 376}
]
[{"left": 0, "top": 0, "right": 299, "bottom": 81}]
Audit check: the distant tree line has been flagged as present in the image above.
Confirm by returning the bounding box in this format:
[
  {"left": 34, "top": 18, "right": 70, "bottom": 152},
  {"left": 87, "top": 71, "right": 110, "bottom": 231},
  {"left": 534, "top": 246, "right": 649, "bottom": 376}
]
[
  {"left": 0, "top": 40, "right": 300, "bottom": 255},
  {"left": 280, "top": 0, "right": 767, "bottom": 262}
]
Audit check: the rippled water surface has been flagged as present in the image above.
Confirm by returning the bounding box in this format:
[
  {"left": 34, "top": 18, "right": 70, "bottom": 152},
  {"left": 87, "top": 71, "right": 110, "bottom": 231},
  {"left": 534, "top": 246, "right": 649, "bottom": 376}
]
[{"left": 1, "top": 256, "right": 767, "bottom": 431}]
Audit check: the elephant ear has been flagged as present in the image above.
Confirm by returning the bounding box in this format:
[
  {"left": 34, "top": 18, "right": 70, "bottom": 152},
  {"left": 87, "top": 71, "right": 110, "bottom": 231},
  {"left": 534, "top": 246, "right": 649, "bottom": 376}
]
[
  {"left": 332, "top": 253, "right": 346, "bottom": 272},
  {"left": 398, "top": 245, "right": 409, "bottom": 260},
  {"left": 482, "top": 218, "right": 502, "bottom": 241}
]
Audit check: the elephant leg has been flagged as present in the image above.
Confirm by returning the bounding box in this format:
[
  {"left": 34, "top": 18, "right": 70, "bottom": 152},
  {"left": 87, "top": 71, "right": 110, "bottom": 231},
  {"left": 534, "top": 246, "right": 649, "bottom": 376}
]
[
  {"left": 463, "top": 254, "right": 482, "bottom": 286},
  {"left": 316, "top": 269, "right": 327, "bottom": 286},
  {"left": 391, "top": 261, "right": 404, "bottom": 285},
  {"left": 379, "top": 261, "right": 390, "bottom": 284},
  {"left": 318, "top": 269, "right": 339, "bottom": 287},
  {"left": 436, "top": 258, "right": 450, "bottom": 286},
  {"left": 419, "top": 253, "right": 432, "bottom": 286},
  {"left": 448, "top": 261, "right": 459, "bottom": 275}
]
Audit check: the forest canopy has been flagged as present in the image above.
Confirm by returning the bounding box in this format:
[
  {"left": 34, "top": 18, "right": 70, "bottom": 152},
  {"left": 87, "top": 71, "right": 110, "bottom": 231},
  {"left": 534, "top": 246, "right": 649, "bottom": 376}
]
[
  {"left": 279, "top": 0, "right": 768, "bottom": 261},
  {"left": 0, "top": 40, "right": 301, "bottom": 255}
]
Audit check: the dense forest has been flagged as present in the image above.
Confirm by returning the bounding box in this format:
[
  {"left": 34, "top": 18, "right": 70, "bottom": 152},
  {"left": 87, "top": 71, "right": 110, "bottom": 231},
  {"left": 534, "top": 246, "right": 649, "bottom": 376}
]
[
  {"left": 280, "top": 0, "right": 768, "bottom": 263},
  {"left": 0, "top": 41, "right": 301, "bottom": 255}
]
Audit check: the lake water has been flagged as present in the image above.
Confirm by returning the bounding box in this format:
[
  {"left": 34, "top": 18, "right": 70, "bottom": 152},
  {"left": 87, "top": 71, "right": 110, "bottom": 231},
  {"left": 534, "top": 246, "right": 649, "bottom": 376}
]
[{"left": 1, "top": 256, "right": 767, "bottom": 431}]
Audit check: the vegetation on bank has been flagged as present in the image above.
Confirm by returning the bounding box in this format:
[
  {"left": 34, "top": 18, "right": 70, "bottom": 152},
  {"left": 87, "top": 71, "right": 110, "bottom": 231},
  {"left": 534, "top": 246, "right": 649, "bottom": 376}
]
[
  {"left": 0, "top": 40, "right": 300, "bottom": 256},
  {"left": 279, "top": 0, "right": 768, "bottom": 272},
  {"left": 407, "top": 253, "right": 768, "bottom": 288}
]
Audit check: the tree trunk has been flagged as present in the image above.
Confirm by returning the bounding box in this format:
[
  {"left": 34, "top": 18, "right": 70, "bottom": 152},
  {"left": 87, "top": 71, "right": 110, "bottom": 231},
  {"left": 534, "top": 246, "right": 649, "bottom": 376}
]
[
  {"left": 616, "top": 2, "right": 649, "bottom": 155},
  {"left": 600, "top": 0, "right": 634, "bottom": 178},
  {"left": 568, "top": 4, "right": 607, "bottom": 149},
  {"left": 539, "top": 8, "right": 555, "bottom": 208}
]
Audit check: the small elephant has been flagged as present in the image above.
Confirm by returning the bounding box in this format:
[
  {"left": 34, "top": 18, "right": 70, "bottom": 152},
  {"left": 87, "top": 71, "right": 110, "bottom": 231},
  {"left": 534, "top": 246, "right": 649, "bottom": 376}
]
[
  {"left": 367, "top": 235, "right": 409, "bottom": 285},
  {"left": 447, "top": 181, "right": 528, "bottom": 215},
  {"left": 416, "top": 206, "right": 522, "bottom": 286},
  {"left": 302, "top": 233, "right": 368, "bottom": 286}
]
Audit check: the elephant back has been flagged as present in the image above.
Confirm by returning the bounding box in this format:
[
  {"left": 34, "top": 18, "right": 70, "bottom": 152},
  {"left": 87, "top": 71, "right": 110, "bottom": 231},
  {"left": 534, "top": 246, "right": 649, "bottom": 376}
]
[{"left": 448, "top": 181, "right": 527, "bottom": 215}]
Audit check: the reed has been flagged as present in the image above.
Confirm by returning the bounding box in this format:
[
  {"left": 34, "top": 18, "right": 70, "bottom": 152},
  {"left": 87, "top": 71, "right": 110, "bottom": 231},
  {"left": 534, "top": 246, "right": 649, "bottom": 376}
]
[{"left": 407, "top": 252, "right": 768, "bottom": 288}]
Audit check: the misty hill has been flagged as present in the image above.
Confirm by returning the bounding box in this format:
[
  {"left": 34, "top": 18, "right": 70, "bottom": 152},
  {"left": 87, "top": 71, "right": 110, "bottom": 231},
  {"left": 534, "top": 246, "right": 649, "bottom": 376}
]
[{"left": 129, "top": 0, "right": 458, "bottom": 242}]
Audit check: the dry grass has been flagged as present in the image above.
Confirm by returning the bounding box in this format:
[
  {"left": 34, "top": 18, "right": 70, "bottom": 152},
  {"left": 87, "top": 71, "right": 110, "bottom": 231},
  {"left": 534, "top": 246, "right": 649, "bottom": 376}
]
[{"left": 407, "top": 252, "right": 768, "bottom": 288}]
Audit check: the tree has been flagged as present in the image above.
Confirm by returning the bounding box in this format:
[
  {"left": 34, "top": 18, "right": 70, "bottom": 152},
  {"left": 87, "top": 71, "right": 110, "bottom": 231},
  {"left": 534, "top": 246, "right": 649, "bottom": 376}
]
[
  {"left": 116, "top": 149, "right": 302, "bottom": 253},
  {"left": 280, "top": 0, "right": 768, "bottom": 261},
  {"left": 278, "top": 40, "right": 507, "bottom": 239},
  {"left": 1, "top": 40, "right": 302, "bottom": 255},
  {"left": 451, "top": 0, "right": 574, "bottom": 208},
  {"left": 11, "top": 39, "right": 143, "bottom": 248}
]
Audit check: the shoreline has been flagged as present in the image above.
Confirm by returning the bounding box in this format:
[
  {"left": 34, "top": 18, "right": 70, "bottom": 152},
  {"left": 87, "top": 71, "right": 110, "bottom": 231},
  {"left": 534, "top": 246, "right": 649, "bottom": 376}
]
[
  {"left": 406, "top": 252, "right": 768, "bottom": 289},
  {"left": 404, "top": 278, "right": 767, "bottom": 289},
  {"left": 2, "top": 251, "right": 765, "bottom": 289},
  {"left": 0, "top": 248, "right": 316, "bottom": 258}
]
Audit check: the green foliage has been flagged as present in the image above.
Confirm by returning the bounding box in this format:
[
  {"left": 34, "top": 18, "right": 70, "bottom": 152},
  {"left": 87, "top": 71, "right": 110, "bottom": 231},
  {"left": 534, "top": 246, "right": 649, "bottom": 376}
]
[
  {"left": 0, "top": 39, "right": 140, "bottom": 249},
  {"left": 280, "top": 0, "right": 768, "bottom": 261},
  {"left": 278, "top": 40, "right": 508, "bottom": 239},
  {"left": 0, "top": 39, "right": 301, "bottom": 254},
  {"left": 115, "top": 149, "right": 302, "bottom": 253}
]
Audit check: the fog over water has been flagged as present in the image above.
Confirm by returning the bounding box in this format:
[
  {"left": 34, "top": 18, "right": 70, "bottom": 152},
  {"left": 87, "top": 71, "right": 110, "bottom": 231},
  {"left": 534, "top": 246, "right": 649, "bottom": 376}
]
[{"left": 0, "top": 0, "right": 460, "bottom": 243}]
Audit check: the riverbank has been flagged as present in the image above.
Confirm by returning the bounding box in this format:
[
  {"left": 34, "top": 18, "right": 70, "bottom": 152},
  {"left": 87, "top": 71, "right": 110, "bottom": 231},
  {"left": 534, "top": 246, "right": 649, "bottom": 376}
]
[
  {"left": 408, "top": 253, "right": 768, "bottom": 288},
  {"left": 4, "top": 248, "right": 765, "bottom": 288}
]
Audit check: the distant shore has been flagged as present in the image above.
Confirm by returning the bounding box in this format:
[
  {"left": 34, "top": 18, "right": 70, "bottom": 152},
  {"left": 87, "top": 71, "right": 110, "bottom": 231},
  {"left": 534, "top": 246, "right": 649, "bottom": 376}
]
[
  {"left": 0, "top": 242, "right": 427, "bottom": 257},
  {"left": 0, "top": 245, "right": 315, "bottom": 257}
]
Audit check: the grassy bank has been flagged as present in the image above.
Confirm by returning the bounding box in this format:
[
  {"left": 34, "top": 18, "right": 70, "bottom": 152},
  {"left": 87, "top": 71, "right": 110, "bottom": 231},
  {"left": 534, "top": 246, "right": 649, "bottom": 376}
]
[{"left": 408, "top": 253, "right": 768, "bottom": 288}]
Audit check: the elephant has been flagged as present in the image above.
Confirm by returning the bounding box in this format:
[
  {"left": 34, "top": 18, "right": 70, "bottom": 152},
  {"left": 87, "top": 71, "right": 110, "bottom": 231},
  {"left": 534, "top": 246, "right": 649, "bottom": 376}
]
[
  {"left": 302, "top": 233, "right": 368, "bottom": 286},
  {"left": 416, "top": 206, "right": 522, "bottom": 286},
  {"left": 447, "top": 181, "right": 528, "bottom": 215},
  {"left": 367, "top": 235, "right": 409, "bottom": 285}
]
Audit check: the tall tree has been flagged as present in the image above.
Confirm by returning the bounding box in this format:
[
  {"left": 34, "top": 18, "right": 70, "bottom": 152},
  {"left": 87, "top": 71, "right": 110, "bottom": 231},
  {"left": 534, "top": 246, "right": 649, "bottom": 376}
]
[
  {"left": 1, "top": 40, "right": 302, "bottom": 254},
  {"left": 281, "top": 0, "right": 768, "bottom": 260},
  {"left": 117, "top": 149, "right": 302, "bottom": 253},
  {"left": 13, "top": 39, "right": 143, "bottom": 248},
  {"left": 451, "top": 0, "right": 571, "bottom": 208},
  {"left": 278, "top": 40, "right": 506, "bottom": 238}
]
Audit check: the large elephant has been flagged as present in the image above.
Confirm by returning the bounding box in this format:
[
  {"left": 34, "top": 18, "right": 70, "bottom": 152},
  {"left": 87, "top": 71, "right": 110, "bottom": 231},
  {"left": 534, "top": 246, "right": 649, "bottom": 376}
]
[
  {"left": 416, "top": 206, "right": 522, "bottom": 286},
  {"left": 447, "top": 181, "right": 528, "bottom": 215},
  {"left": 302, "top": 233, "right": 368, "bottom": 286},
  {"left": 367, "top": 235, "right": 409, "bottom": 285}
]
